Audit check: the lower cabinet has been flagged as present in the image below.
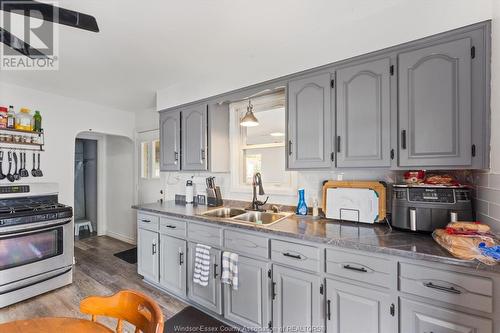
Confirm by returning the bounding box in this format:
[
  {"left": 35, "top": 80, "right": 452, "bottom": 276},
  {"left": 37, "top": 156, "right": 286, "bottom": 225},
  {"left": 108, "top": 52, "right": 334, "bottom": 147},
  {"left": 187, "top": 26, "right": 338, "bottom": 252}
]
[
  {"left": 159, "top": 234, "right": 187, "bottom": 297},
  {"left": 223, "top": 256, "right": 271, "bottom": 329},
  {"left": 272, "top": 265, "right": 325, "bottom": 332},
  {"left": 187, "top": 242, "right": 222, "bottom": 315},
  {"left": 400, "top": 298, "right": 492, "bottom": 333},
  {"left": 137, "top": 227, "right": 159, "bottom": 283},
  {"left": 326, "top": 279, "right": 396, "bottom": 333}
]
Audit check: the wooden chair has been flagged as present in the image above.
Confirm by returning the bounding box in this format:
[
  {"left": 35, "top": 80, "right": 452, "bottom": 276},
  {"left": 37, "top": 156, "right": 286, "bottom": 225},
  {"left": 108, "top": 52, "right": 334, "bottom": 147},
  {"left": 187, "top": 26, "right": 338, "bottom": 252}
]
[{"left": 80, "top": 289, "right": 164, "bottom": 333}]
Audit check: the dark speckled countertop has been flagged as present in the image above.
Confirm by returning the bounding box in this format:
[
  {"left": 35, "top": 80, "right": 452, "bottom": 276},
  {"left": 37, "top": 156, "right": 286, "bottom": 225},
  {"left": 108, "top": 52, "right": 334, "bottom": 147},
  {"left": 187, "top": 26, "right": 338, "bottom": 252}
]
[{"left": 132, "top": 201, "right": 499, "bottom": 273}]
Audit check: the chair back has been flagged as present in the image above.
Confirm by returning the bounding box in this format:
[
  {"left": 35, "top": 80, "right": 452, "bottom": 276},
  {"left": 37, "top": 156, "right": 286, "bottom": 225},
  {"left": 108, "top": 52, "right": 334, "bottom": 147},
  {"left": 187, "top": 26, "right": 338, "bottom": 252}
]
[{"left": 80, "top": 289, "right": 164, "bottom": 333}]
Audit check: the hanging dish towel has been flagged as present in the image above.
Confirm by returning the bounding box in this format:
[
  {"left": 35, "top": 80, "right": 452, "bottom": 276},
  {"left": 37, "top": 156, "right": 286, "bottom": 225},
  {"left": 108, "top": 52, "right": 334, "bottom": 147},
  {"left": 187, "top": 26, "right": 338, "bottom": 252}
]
[
  {"left": 221, "top": 251, "right": 239, "bottom": 290},
  {"left": 193, "top": 244, "right": 211, "bottom": 287}
]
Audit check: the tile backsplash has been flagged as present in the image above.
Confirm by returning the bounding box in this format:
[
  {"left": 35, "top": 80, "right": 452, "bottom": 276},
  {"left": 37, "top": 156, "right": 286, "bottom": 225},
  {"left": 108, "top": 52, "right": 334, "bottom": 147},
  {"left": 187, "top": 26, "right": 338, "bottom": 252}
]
[{"left": 469, "top": 172, "right": 500, "bottom": 233}]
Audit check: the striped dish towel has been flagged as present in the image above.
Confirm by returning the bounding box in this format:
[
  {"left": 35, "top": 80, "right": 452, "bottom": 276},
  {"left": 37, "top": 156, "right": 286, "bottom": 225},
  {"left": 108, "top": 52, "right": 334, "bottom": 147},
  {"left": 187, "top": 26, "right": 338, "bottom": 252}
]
[
  {"left": 193, "top": 244, "right": 211, "bottom": 287},
  {"left": 221, "top": 252, "right": 239, "bottom": 290}
]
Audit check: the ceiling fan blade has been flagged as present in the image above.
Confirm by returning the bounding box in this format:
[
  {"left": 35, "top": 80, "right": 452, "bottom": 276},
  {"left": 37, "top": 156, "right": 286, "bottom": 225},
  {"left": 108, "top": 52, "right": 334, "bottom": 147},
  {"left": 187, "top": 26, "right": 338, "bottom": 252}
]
[
  {"left": 0, "top": 27, "right": 47, "bottom": 58},
  {"left": 0, "top": 0, "right": 99, "bottom": 32}
]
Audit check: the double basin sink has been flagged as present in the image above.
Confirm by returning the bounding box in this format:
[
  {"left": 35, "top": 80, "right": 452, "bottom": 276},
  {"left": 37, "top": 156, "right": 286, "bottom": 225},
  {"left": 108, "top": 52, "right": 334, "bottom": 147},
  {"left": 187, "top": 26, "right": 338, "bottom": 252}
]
[{"left": 200, "top": 207, "right": 291, "bottom": 226}]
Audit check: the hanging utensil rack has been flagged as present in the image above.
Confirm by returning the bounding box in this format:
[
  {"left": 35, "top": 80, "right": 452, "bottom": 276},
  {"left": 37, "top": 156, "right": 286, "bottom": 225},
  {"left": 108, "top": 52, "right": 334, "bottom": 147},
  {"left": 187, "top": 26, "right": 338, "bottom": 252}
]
[{"left": 0, "top": 128, "right": 44, "bottom": 152}]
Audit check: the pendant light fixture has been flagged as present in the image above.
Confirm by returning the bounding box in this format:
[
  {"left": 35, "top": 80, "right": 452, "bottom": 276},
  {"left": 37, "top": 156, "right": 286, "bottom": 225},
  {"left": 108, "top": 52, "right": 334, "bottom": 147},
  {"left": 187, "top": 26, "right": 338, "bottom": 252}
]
[{"left": 240, "top": 99, "right": 259, "bottom": 127}]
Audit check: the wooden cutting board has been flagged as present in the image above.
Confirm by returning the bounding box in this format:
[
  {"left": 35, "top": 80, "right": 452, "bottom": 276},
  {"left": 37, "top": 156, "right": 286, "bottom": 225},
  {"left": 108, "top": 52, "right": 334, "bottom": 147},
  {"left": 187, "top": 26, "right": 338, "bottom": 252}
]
[{"left": 322, "top": 180, "right": 387, "bottom": 222}]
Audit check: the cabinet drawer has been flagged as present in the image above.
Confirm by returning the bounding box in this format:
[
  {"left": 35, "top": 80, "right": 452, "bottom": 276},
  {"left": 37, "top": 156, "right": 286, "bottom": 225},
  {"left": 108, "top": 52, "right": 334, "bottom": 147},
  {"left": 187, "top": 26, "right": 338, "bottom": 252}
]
[
  {"left": 224, "top": 230, "right": 269, "bottom": 259},
  {"left": 188, "top": 222, "right": 222, "bottom": 247},
  {"left": 160, "top": 217, "right": 186, "bottom": 238},
  {"left": 271, "top": 239, "right": 320, "bottom": 272},
  {"left": 326, "top": 248, "right": 392, "bottom": 288},
  {"left": 137, "top": 212, "right": 159, "bottom": 232},
  {"left": 399, "top": 263, "right": 493, "bottom": 313}
]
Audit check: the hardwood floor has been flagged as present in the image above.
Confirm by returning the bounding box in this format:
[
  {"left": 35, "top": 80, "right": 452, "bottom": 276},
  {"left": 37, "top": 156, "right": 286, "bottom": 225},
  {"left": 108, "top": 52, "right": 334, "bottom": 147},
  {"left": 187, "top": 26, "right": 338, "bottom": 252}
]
[{"left": 0, "top": 236, "right": 187, "bottom": 331}]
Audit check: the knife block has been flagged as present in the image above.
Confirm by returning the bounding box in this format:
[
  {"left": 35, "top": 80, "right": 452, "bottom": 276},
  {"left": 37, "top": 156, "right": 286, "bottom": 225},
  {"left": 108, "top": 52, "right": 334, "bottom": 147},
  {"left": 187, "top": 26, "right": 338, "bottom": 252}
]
[{"left": 207, "top": 186, "right": 223, "bottom": 207}]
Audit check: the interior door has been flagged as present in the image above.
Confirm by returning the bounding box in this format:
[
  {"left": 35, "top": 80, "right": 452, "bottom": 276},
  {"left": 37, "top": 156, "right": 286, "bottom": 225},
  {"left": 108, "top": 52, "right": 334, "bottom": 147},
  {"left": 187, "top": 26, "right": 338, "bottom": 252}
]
[
  {"left": 336, "top": 58, "right": 391, "bottom": 167},
  {"left": 137, "top": 130, "right": 162, "bottom": 204},
  {"left": 287, "top": 72, "right": 333, "bottom": 169},
  {"left": 182, "top": 104, "right": 208, "bottom": 171},
  {"left": 160, "top": 110, "right": 181, "bottom": 171},
  {"left": 398, "top": 38, "right": 472, "bottom": 167}
]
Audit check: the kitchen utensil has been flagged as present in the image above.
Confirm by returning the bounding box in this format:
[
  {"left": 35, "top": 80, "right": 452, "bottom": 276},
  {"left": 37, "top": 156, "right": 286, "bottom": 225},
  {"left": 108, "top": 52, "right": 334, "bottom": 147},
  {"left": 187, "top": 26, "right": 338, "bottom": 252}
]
[
  {"left": 31, "top": 153, "right": 37, "bottom": 177},
  {"left": 0, "top": 151, "right": 5, "bottom": 180},
  {"left": 36, "top": 153, "right": 43, "bottom": 177},
  {"left": 12, "top": 152, "right": 20, "bottom": 181},
  {"left": 322, "top": 180, "right": 387, "bottom": 223},
  {"left": 20, "top": 152, "right": 29, "bottom": 177},
  {"left": 6, "top": 152, "right": 14, "bottom": 182}
]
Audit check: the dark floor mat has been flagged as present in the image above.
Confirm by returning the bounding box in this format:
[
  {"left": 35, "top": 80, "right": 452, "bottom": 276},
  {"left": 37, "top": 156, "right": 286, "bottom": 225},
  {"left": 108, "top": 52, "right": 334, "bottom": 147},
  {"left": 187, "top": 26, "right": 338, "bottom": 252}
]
[
  {"left": 113, "top": 247, "right": 137, "bottom": 264},
  {"left": 165, "top": 306, "right": 238, "bottom": 333}
]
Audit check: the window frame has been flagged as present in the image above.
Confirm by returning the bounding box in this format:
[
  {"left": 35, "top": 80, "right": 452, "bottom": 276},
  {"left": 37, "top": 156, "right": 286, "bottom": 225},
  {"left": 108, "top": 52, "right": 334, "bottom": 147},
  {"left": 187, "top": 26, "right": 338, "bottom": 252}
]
[{"left": 229, "top": 92, "right": 297, "bottom": 195}]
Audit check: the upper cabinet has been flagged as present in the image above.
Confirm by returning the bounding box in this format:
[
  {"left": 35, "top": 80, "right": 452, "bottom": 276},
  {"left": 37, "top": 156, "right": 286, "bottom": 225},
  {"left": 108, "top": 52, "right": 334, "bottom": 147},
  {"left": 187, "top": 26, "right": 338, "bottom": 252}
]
[
  {"left": 336, "top": 58, "right": 391, "bottom": 168},
  {"left": 159, "top": 103, "right": 230, "bottom": 172},
  {"left": 182, "top": 104, "right": 208, "bottom": 171},
  {"left": 398, "top": 38, "right": 473, "bottom": 167},
  {"left": 287, "top": 72, "right": 334, "bottom": 169},
  {"left": 160, "top": 110, "right": 181, "bottom": 171}
]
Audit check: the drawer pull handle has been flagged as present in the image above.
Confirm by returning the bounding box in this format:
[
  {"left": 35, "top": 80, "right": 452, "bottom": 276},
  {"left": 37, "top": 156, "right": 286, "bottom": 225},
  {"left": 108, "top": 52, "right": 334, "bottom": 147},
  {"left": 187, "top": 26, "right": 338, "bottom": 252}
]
[
  {"left": 179, "top": 252, "right": 184, "bottom": 265},
  {"left": 166, "top": 225, "right": 177, "bottom": 229},
  {"left": 343, "top": 264, "right": 367, "bottom": 273},
  {"left": 423, "top": 282, "right": 461, "bottom": 294},
  {"left": 327, "top": 300, "right": 332, "bottom": 321},
  {"left": 283, "top": 252, "right": 302, "bottom": 260},
  {"left": 141, "top": 219, "right": 151, "bottom": 223}
]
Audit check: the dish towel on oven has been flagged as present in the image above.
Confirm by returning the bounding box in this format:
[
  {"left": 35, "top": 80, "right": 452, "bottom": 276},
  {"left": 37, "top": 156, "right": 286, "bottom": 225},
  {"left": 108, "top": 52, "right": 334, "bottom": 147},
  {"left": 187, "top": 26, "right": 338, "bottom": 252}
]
[
  {"left": 221, "top": 251, "right": 239, "bottom": 290},
  {"left": 193, "top": 244, "right": 211, "bottom": 287}
]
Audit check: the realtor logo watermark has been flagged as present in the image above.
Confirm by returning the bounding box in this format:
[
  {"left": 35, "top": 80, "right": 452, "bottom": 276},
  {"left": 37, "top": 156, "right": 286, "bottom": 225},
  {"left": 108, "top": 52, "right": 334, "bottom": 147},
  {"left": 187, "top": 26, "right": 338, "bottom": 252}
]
[{"left": 1, "top": 1, "right": 59, "bottom": 70}]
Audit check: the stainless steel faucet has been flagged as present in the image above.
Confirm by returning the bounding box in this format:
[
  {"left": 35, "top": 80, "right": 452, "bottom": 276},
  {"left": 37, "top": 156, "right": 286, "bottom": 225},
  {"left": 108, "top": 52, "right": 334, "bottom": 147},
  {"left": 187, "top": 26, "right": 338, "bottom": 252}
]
[{"left": 249, "top": 172, "right": 269, "bottom": 211}]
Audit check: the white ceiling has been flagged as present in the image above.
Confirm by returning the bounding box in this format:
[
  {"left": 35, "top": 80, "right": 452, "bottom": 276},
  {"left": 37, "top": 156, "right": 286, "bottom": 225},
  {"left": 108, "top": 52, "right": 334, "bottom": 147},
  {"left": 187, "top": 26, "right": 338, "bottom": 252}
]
[{"left": 0, "top": 0, "right": 493, "bottom": 112}]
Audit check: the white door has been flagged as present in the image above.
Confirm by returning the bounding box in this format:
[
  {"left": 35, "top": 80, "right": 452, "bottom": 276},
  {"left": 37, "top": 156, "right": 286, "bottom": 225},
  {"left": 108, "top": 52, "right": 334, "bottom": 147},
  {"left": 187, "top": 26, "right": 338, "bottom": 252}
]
[{"left": 137, "top": 130, "right": 162, "bottom": 204}]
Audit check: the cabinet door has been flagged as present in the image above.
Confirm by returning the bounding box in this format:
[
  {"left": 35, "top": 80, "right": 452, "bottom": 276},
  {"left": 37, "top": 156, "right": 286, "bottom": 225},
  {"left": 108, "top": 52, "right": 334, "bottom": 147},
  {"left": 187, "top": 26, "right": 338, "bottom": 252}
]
[
  {"left": 287, "top": 72, "right": 333, "bottom": 169},
  {"left": 326, "top": 279, "right": 396, "bottom": 333},
  {"left": 182, "top": 104, "right": 208, "bottom": 171},
  {"left": 400, "top": 298, "right": 492, "bottom": 333},
  {"left": 398, "top": 38, "right": 472, "bottom": 167},
  {"left": 336, "top": 58, "right": 391, "bottom": 167},
  {"left": 187, "top": 242, "right": 222, "bottom": 314},
  {"left": 159, "top": 235, "right": 186, "bottom": 297},
  {"left": 159, "top": 110, "right": 181, "bottom": 171},
  {"left": 272, "top": 265, "right": 324, "bottom": 332},
  {"left": 224, "top": 256, "right": 271, "bottom": 329},
  {"left": 137, "top": 228, "right": 159, "bottom": 283}
]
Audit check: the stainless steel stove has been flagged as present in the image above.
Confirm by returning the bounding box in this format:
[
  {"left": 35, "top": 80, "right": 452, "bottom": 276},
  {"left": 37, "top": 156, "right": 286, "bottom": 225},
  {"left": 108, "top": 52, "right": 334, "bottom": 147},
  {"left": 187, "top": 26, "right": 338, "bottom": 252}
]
[{"left": 0, "top": 183, "right": 73, "bottom": 308}]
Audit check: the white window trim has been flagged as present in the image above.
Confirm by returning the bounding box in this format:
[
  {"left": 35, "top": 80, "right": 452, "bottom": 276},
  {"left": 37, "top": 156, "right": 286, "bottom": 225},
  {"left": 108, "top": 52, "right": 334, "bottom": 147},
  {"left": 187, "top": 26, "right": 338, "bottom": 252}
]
[{"left": 229, "top": 93, "right": 297, "bottom": 196}]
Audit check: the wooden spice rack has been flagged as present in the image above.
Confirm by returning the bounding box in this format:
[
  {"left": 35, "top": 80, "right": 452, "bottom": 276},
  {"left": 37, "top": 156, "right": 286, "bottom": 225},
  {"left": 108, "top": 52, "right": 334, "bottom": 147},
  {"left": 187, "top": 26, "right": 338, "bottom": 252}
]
[{"left": 0, "top": 128, "right": 44, "bottom": 151}]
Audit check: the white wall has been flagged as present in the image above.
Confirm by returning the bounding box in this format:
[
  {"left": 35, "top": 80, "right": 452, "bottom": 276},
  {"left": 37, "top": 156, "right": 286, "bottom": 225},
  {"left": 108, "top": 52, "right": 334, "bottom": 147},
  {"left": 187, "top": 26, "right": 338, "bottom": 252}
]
[
  {"left": 105, "top": 135, "right": 136, "bottom": 243},
  {"left": 157, "top": 1, "right": 492, "bottom": 110},
  {"left": 489, "top": 0, "right": 500, "bottom": 173},
  {"left": 0, "top": 82, "right": 136, "bottom": 240}
]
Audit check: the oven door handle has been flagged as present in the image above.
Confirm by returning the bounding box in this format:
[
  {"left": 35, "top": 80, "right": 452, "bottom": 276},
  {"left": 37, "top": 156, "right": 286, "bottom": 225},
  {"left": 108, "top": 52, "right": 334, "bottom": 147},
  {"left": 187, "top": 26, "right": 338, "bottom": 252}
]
[{"left": 0, "top": 218, "right": 72, "bottom": 237}]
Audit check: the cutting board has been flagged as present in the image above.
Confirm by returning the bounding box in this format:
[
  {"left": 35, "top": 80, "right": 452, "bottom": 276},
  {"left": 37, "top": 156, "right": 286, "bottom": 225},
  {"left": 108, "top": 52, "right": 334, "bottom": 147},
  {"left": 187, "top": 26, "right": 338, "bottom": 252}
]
[{"left": 322, "top": 180, "right": 387, "bottom": 222}]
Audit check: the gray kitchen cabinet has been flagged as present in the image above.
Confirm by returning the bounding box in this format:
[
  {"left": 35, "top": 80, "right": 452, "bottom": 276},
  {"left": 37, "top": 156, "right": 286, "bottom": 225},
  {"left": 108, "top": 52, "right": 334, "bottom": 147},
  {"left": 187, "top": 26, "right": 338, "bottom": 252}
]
[
  {"left": 336, "top": 58, "right": 391, "bottom": 167},
  {"left": 272, "top": 264, "right": 324, "bottom": 331},
  {"left": 287, "top": 72, "right": 333, "bottom": 169},
  {"left": 223, "top": 256, "right": 271, "bottom": 329},
  {"left": 400, "top": 298, "right": 492, "bottom": 333},
  {"left": 159, "top": 110, "right": 181, "bottom": 171},
  {"left": 326, "top": 279, "right": 396, "bottom": 333},
  {"left": 159, "top": 234, "right": 186, "bottom": 297},
  {"left": 182, "top": 104, "right": 208, "bottom": 171},
  {"left": 137, "top": 228, "right": 159, "bottom": 283},
  {"left": 398, "top": 38, "right": 472, "bottom": 167},
  {"left": 187, "top": 242, "right": 222, "bottom": 314}
]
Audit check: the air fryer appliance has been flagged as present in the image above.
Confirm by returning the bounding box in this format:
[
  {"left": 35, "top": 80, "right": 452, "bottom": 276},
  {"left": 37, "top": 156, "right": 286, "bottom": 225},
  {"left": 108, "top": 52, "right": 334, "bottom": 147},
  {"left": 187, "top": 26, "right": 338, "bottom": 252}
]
[{"left": 391, "top": 185, "right": 473, "bottom": 232}]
